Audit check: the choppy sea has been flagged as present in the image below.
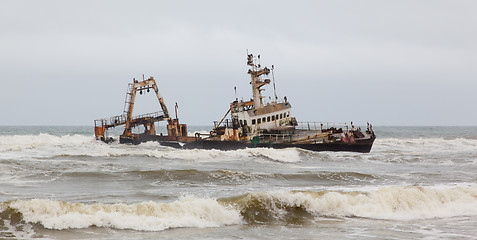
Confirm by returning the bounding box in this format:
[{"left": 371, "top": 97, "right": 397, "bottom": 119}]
[{"left": 1, "top": 126, "right": 477, "bottom": 239}]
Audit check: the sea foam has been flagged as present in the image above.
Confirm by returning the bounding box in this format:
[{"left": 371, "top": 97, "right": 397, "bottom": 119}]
[
  {"left": 7, "top": 196, "right": 242, "bottom": 231},
  {"left": 375, "top": 137, "right": 477, "bottom": 154},
  {"left": 4, "top": 186, "right": 477, "bottom": 231},
  {"left": 230, "top": 185, "right": 477, "bottom": 222},
  {"left": 0, "top": 134, "right": 302, "bottom": 163}
]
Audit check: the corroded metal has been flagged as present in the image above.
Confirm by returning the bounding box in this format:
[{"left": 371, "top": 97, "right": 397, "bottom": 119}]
[
  {"left": 183, "top": 54, "right": 376, "bottom": 153},
  {"left": 94, "top": 76, "right": 194, "bottom": 144},
  {"left": 93, "top": 54, "right": 376, "bottom": 152}
]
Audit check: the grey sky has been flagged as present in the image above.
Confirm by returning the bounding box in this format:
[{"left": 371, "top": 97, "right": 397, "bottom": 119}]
[{"left": 1, "top": 0, "right": 476, "bottom": 126}]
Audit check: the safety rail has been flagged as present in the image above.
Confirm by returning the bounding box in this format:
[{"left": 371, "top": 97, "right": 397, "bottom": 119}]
[
  {"left": 255, "top": 132, "right": 331, "bottom": 144},
  {"left": 94, "top": 111, "right": 164, "bottom": 128},
  {"left": 95, "top": 115, "right": 127, "bottom": 128},
  {"left": 131, "top": 111, "right": 164, "bottom": 121},
  {"left": 253, "top": 133, "right": 293, "bottom": 143},
  {"left": 213, "top": 119, "right": 234, "bottom": 129},
  {"left": 295, "top": 121, "right": 348, "bottom": 131}
]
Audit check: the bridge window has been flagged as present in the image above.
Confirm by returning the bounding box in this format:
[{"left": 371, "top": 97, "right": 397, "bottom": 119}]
[
  {"left": 257, "top": 118, "right": 261, "bottom": 124},
  {"left": 272, "top": 115, "right": 275, "bottom": 121},
  {"left": 262, "top": 117, "right": 266, "bottom": 123},
  {"left": 244, "top": 120, "right": 247, "bottom": 126},
  {"left": 267, "top": 116, "right": 271, "bottom": 122},
  {"left": 280, "top": 113, "right": 283, "bottom": 119},
  {"left": 252, "top": 119, "right": 256, "bottom": 125}
]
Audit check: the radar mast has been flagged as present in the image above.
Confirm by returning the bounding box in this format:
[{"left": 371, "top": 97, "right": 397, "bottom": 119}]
[{"left": 247, "top": 54, "right": 271, "bottom": 109}]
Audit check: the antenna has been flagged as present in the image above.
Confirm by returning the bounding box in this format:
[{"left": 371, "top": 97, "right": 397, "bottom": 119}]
[
  {"left": 271, "top": 65, "right": 278, "bottom": 102},
  {"left": 234, "top": 86, "right": 238, "bottom": 101}
]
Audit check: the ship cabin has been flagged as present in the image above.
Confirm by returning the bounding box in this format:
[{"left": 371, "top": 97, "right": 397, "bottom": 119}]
[{"left": 230, "top": 99, "right": 295, "bottom": 136}]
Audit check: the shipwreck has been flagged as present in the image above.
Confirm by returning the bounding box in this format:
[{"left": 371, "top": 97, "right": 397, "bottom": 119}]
[{"left": 94, "top": 54, "right": 376, "bottom": 152}]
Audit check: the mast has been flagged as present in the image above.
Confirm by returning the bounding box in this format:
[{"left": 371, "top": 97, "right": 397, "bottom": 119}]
[{"left": 247, "top": 54, "right": 271, "bottom": 109}]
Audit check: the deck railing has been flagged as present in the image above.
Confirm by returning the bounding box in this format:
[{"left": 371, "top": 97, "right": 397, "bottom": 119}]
[
  {"left": 94, "top": 111, "right": 164, "bottom": 128},
  {"left": 213, "top": 119, "right": 234, "bottom": 129},
  {"left": 295, "top": 121, "right": 348, "bottom": 131}
]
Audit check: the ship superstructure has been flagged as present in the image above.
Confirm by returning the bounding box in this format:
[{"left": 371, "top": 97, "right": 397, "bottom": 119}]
[
  {"left": 185, "top": 54, "right": 376, "bottom": 152},
  {"left": 228, "top": 54, "right": 295, "bottom": 138}
]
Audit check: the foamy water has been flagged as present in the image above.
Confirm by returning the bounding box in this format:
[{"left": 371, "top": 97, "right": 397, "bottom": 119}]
[
  {"left": 6, "top": 196, "right": 241, "bottom": 231},
  {"left": 3, "top": 185, "right": 477, "bottom": 232},
  {"left": 1, "top": 126, "right": 477, "bottom": 239},
  {"left": 0, "top": 134, "right": 302, "bottom": 163}
]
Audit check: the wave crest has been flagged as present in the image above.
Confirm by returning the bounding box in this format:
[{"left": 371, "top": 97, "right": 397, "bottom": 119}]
[
  {"left": 2, "top": 186, "right": 477, "bottom": 231},
  {"left": 223, "top": 185, "right": 477, "bottom": 223},
  {"left": 4, "top": 196, "right": 241, "bottom": 231},
  {"left": 0, "top": 134, "right": 301, "bottom": 162}
]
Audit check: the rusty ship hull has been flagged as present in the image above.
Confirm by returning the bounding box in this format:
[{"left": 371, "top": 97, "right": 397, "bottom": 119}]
[
  {"left": 115, "top": 130, "right": 376, "bottom": 153},
  {"left": 182, "top": 137, "right": 376, "bottom": 153}
]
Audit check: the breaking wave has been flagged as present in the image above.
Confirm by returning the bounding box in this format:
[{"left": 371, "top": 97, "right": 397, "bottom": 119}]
[
  {"left": 1, "top": 134, "right": 476, "bottom": 165},
  {"left": 2, "top": 186, "right": 477, "bottom": 231},
  {"left": 142, "top": 147, "right": 301, "bottom": 163},
  {"left": 0, "top": 134, "right": 301, "bottom": 162},
  {"left": 0, "top": 134, "right": 94, "bottom": 152},
  {"left": 1, "top": 196, "right": 241, "bottom": 231},
  {"left": 229, "top": 185, "right": 477, "bottom": 223}
]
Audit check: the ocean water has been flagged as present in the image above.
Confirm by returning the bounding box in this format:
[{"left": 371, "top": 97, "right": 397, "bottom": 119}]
[{"left": 1, "top": 126, "right": 477, "bottom": 239}]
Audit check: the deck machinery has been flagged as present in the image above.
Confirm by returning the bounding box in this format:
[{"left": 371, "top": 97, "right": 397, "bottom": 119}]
[{"left": 94, "top": 76, "right": 194, "bottom": 145}]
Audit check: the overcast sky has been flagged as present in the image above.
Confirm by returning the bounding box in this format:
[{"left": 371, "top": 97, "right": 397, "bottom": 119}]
[{"left": 1, "top": 0, "right": 476, "bottom": 126}]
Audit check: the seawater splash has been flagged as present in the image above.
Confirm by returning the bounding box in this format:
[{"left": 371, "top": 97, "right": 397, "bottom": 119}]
[
  {"left": 0, "top": 134, "right": 302, "bottom": 162},
  {"left": 224, "top": 185, "right": 477, "bottom": 223},
  {"left": 0, "top": 134, "right": 103, "bottom": 159},
  {"left": 2, "top": 186, "right": 477, "bottom": 231},
  {"left": 0, "top": 134, "right": 94, "bottom": 152},
  {"left": 3, "top": 196, "right": 241, "bottom": 231},
  {"left": 365, "top": 138, "right": 477, "bottom": 165},
  {"left": 375, "top": 138, "right": 477, "bottom": 154},
  {"left": 4, "top": 133, "right": 477, "bottom": 159},
  {"left": 3, "top": 134, "right": 476, "bottom": 163}
]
